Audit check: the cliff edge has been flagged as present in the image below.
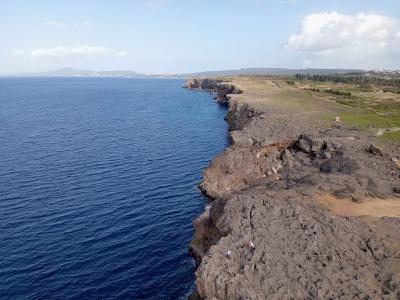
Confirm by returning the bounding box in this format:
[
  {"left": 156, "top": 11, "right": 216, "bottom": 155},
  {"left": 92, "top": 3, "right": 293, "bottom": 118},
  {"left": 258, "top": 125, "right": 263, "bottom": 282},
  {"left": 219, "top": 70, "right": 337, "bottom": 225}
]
[{"left": 185, "top": 77, "right": 400, "bottom": 299}]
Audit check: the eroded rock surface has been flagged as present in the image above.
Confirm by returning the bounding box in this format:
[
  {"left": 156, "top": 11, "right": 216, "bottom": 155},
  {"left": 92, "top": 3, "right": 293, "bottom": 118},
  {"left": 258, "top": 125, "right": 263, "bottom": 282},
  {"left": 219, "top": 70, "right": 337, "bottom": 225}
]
[
  {"left": 185, "top": 79, "right": 400, "bottom": 300},
  {"left": 196, "top": 189, "right": 400, "bottom": 300}
]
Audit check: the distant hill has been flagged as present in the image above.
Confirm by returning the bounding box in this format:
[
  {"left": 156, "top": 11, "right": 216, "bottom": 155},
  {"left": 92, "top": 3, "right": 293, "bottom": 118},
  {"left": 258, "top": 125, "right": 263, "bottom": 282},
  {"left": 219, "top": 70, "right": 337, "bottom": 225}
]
[
  {"left": 19, "top": 68, "right": 149, "bottom": 78},
  {"left": 182, "top": 68, "right": 362, "bottom": 77}
]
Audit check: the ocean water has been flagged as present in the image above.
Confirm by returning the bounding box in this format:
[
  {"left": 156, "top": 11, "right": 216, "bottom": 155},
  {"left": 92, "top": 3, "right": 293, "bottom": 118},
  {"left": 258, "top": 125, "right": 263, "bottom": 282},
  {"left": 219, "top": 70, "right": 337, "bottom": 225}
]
[{"left": 0, "top": 78, "right": 228, "bottom": 299}]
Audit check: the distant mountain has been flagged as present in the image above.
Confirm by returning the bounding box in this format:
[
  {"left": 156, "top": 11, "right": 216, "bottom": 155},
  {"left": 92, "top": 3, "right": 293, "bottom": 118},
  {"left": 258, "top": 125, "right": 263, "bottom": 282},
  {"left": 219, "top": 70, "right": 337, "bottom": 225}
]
[
  {"left": 20, "top": 68, "right": 149, "bottom": 78},
  {"left": 182, "top": 68, "right": 362, "bottom": 77}
]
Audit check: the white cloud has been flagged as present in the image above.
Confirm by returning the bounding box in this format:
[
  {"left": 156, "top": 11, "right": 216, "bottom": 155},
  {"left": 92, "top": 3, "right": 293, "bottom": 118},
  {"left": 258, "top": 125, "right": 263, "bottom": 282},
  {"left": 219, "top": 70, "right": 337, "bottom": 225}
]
[
  {"left": 29, "top": 46, "right": 128, "bottom": 59},
  {"left": 286, "top": 12, "right": 400, "bottom": 67}
]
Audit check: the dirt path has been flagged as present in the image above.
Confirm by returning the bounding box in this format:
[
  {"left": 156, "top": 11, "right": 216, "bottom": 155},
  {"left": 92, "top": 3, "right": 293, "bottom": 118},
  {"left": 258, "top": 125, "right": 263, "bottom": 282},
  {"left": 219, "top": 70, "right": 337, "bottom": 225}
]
[{"left": 316, "top": 194, "right": 400, "bottom": 218}]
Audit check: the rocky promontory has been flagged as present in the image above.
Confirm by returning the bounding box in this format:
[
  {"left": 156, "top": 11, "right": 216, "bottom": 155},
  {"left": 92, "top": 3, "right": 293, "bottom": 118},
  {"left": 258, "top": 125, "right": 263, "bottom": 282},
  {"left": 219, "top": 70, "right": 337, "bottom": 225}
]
[
  {"left": 184, "top": 78, "right": 242, "bottom": 105},
  {"left": 185, "top": 77, "right": 400, "bottom": 299}
]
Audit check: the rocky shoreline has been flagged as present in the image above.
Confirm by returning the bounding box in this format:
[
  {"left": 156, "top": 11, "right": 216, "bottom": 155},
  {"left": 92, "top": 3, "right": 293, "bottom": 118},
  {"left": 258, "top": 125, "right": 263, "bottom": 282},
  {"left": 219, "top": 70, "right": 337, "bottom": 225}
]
[{"left": 184, "top": 78, "right": 400, "bottom": 299}]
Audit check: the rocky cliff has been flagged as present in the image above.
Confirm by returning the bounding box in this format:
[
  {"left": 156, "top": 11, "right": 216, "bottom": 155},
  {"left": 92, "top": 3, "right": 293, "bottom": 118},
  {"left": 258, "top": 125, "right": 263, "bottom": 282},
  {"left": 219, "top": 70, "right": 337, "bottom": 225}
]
[
  {"left": 186, "top": 78, "right": 400, "bottom": 300},
  {"left": 184, "top": 78, "right": 242, "bottom": 105}
]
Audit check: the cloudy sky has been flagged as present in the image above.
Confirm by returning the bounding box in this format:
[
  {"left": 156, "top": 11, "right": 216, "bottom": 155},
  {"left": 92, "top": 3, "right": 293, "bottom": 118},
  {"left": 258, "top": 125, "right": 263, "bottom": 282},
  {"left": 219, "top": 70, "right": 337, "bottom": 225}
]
[{"left": 1, "top": 0, "right": 399, "bottom": 74}]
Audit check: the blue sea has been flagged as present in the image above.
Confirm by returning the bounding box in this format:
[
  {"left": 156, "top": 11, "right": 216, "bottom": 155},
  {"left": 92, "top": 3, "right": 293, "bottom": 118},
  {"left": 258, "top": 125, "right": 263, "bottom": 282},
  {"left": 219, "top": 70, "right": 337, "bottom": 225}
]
[{"left": 0, "top": 78, "right": 228, "bottom": 299}]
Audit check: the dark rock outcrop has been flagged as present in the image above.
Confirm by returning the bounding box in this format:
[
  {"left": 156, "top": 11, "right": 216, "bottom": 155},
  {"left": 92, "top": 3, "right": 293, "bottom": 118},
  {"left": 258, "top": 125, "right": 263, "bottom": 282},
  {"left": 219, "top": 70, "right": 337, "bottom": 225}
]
[{"left": 187, "top": 79, "right": 400, "bottom": 300}]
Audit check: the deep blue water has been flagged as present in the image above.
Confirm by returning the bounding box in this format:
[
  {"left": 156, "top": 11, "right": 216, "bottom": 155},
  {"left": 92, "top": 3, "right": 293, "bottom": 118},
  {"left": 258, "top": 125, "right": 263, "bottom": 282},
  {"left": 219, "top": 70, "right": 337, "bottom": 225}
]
[{"left": 0, "top": 78, "right": 228, "bottom": 299}]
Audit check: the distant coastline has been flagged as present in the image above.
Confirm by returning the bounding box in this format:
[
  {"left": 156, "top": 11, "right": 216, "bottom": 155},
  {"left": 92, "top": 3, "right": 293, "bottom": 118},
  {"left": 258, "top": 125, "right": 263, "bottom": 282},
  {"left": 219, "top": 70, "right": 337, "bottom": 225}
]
[{"left": 4, "top": 67, "right": 400, "bottom": 80}]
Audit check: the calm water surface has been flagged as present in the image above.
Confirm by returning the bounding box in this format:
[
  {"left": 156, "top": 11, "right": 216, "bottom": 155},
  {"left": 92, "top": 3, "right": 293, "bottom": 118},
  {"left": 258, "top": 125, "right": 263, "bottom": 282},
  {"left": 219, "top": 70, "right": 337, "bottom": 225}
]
[{"left": 0, "top": 78, "right": 228, "bottom": 299}]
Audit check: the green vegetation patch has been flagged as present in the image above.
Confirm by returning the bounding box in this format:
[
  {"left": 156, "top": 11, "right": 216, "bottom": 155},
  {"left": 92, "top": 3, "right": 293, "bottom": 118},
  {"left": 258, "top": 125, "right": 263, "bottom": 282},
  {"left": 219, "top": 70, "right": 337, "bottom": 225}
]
[
  {"left": 379, "top": 131, "right": 400, "bottom": 143},
  {"left": 334, "top": 86, "right": 400, "bottom": 143},
  {"left": 304, "top": 86, "right": 321, "bottom": 92},
  {"left": 304, "top": 86, "right": 352, "bottom": 96},
  {"left": 354, "top": 84, "right": 375, "bottom": 93},
  {"left": 340, "top": 112, "right": 400, "bottom": 129},
  {"left": 383, "top": 88, "right": 400, "bottom": 94},
  {"left": 295, "top": 73, "right": 400, "bottom": 87}
]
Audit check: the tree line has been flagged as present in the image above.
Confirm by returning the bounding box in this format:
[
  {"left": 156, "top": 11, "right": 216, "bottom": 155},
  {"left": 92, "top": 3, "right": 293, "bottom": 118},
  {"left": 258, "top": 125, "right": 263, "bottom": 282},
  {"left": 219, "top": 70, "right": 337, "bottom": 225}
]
[{"left": 294, "top": 73, "right": 400, "bottom": 87}]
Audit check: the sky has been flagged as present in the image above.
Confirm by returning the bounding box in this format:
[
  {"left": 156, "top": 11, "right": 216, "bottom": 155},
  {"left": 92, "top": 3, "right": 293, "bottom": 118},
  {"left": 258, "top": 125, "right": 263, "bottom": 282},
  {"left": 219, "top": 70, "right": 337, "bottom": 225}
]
[{"left": 1, "top": 0, "right": 400, "bottom": 74}]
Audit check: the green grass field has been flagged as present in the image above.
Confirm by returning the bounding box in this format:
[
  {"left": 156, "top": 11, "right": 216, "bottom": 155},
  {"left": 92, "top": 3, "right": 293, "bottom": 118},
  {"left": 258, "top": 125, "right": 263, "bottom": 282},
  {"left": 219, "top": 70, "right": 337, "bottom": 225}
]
[{"left": 231, "top": 76, "right": 400, "bottom": 144}]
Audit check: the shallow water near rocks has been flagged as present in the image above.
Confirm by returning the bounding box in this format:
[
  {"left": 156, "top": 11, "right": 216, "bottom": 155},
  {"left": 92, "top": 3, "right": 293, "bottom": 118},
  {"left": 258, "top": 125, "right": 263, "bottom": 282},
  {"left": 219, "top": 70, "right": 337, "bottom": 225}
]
[{"left": 0, "top": 78, "right": 228, "bottom": 299}]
